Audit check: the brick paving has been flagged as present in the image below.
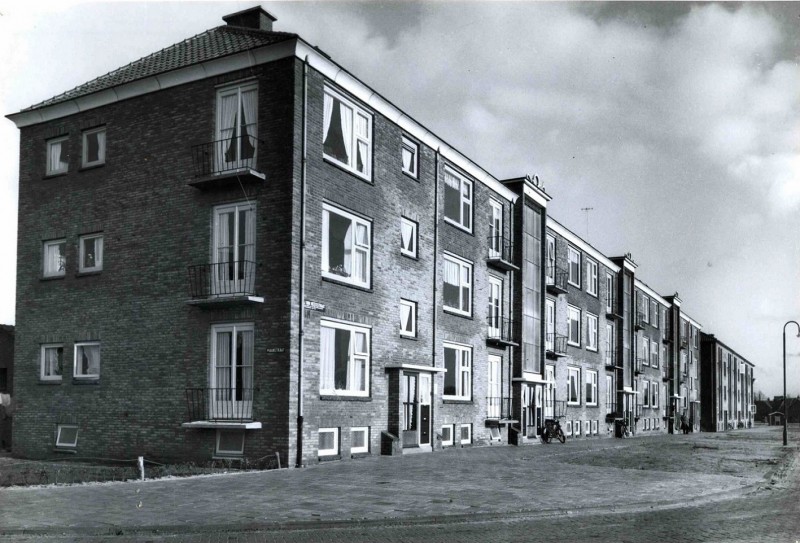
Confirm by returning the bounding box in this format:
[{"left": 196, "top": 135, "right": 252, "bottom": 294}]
[{"left": 0, "top": 425, "right": 794, "bottom": 541}]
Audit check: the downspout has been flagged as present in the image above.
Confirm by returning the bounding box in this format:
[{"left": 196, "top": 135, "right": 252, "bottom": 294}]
[
  {"left": 432, "top": 149, "right": 440, "bottom": 446},
  {"left": 296, "top": 57, "right": 309, "bottom": 468}
]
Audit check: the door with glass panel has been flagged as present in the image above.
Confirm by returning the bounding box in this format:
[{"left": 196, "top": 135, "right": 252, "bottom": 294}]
[
  {"left": 487, "top": 356, "right": 502, "bottom": 418},
  {"left": 544, "top": 365, "right": 555, "bottom": 418},
  {"left": 488, "top": 277, "right": 502, "bottom": 338},
  {"left": 210, "top": 323, "right": 254, "bottom": 420},
  {"left": 213, "top": 203, "right": 255, "bottom": 296},
  {"left": 402, "top": 373, "right": 419, "bottom": 447},
  {"left": 545, "top": 235, "right": 555, "bottom": 283},
  {"left": 419, "top": 373, "right": 431, "bottom": 447},
  {"left": 216, "top": 83, "right": 258, "bottom": 172},
  {"left": 545, "top": 299, "right": 555, "bottom": 352},
  {"left": 489, "top": 199, "right": 502, "bottom": 258}
]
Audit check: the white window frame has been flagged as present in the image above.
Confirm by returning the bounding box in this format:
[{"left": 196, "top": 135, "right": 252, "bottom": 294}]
[
  {"left": 443, "top": 342, "right": 472, "bottom": 401},
  {"left": 43, "top": 239, "right": 66, "bottom": 278},
  {"left": 400, "top": 217, "right": 418, "bottom": 258},
  {"left": 584, "top": 420, "right": 591, "bottom": 436},
  {"left": 574, "top": 419, "right": 581, "bottom": 436},
  {"left": 73, "top": 341, "right": 100, "bottom": 380},
  {"left": 606, "top": 374, "right": 614, "bottom": 413},
  {"left": 586, "top": 259, "right": 598, "bottom": 296},
  {"left": 401, "top": 135, "right": 418, "bottom": 178},
  {"left": 318, "top": 427, "right": 339, "bottom": 457},
  {"left": 350, "top": 426, "right": 369, "bottom": 454},
  {"left": 546, "top": 235, "right": 556, "bottom": 282},
  {"left": 489, "top": 198, "right": 503, "bottom": 259},
  {"left": 323, "top": 87, "right": 372, "bottom": 181},
  {"left": 586, "top": 370, "right": 598, "bottom": 406},
  {"left": 565, "top": 420, "right": 572, "bottom": 436},
  {"left": 55, "top": 424, "right": 79, "bottom": 448},
  {"left": 443, "top": 166, "right": 473, "bottom": 233},
  {"left": 586, "top": 313, "right": 598, "bottom": 352},
  {"left": 651, "top": 341, "right": 659, "bottom": 368},
  {"left": 215, "top": 429, "right": 245, "bottom": 456},
  {"left": 216, "top": 82, "right": 259, "bottom": 172},
  {"left": 46, "top": 135, "right": 69, "bottom": 175},
  {"left": 459, "top": 423, "right": 472, "bottom": 445},
  {"left": 321, "top": 203, "right": 372, "bottom": 288},
  {"left": 567, "top": 246, "right": 581, "bottom": 287},
  {"left": 642, "top": 295, "right": 650, "bottom": 322},
  {"left": 488, "top": 276, "right": 503, "bottom": 338},
  {"left": 81, "top": 126, "right": 106, "bottom": 168},
  {"left": 641, "top": 337, "right": 650, "bottom": 366},
  {"left": 592, "top": 420, "right": 599, "bottom": 435},
  {"left": 651, "top": 300, "right": 659, "bottom": 328},
  {"left": 441, "top": 424, "right": 454, "bottom": 446},
  {"left": 400, "top": 299, "right": 417, "bottom": 338},
  {"left": 319, "top": 319, "right": 371, "bottom": 397},
  {"left": 78, "top": 233, "right": 103, "bottom": 273},
  {"left": 605, "top": 323, "right": 614, "bottom": 366},
  {"left": 442, "top": 253, "right": 472, "bottom": 316},
  {"left": 642, "top": 379, "right": 650, "bottom": 407},
  {"left": 652, "top": 381, "right": 659, "bottom": 409},
  {"left": 567, "top": 367, "right": 581, "bottom": 405},
  {"left": 40, "top": 344, "right": 64, "bottom": 381},
  {"left": 568, "top": 305, "right": 582, "bottom": 347}
]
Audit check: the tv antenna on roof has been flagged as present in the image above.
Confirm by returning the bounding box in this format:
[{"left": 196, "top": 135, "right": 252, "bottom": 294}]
[{"left": 581, "top": 207, "right": 594, "bottom": 238}]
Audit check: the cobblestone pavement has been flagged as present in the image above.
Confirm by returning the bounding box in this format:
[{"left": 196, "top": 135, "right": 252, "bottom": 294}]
[{"left": 1, "top": 425, "right": 797, "bottom": 542}]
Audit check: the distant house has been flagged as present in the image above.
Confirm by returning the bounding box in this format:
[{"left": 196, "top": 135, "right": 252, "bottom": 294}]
[{"left": 0, "top": 324, "right": 14, "bottom": 450}]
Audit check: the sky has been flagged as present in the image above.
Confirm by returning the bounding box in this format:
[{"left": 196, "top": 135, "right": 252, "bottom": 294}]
[{"left": 0, "top": 1, "right": 798, "bottom": 397}]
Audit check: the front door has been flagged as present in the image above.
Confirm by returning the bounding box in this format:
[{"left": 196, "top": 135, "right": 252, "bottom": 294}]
[
  {"left": 544, "top": 365, "right": 555, "bottom": 418},
  {"left": 216, "top": 83, "right": 258, "bottom": 172},
  {"left": 210, "top": 323, "right": 254, "bottom": 420},
  {"left": 545, "top": 299, "right": 555, "bottom": 351},
  {"left": 489, "top": 199, "right": 502, "bottom": 258},
  {"left": 402, "top": 373, "right": 418, "bottom": 447},
  {"left": 488, "top": 356, "right": 501, "bottom": 418},
  {"left": 419, "top": 373, "right": 431, "bottom": 446},
  {"left": 213, "top": 203, "right": 256, "bottom": 296}
]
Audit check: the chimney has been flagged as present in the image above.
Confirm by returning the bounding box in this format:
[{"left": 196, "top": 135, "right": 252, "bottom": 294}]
[{"left": 222, "top": 6, "right": 277, "bottom": 31}]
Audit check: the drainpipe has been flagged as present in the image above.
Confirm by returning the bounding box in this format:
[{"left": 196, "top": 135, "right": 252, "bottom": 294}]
[
  {"left": 432, "top": 148, "right": 440, "bottom": 447},
  {"left": 296, "top": 57, "right": 309, "bottom": 468}
]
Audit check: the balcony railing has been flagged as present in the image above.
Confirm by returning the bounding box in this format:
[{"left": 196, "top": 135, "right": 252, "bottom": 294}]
[
  {"left": 605, "top": 347, "right": 618, "bottom": 369},
  {"left": 190, "top": 134, "right": 265, "bottom": 188},
  {"left": 545, "top": 266, "right": 568, "bottom": 295},
  {"left": 606, "top": 402, "right": 620, "bottom": 420},
  {"left": 680, "top": 337, "right": 689, "bottom": 350},
  {"left": 545, "top": 333, "right": 568, "bottom": 358},
  {"left": 185, "top": 387, "right": 254, "bottom": 422},
  {"left": 635, "top": 312, "right": 647, "bottom": 330},
  {"left": 486, "top": 396, "right": 512, "bottom": 420},
  {"left": 486, "top": 235, "right": 518, "bottom": 271},
  {"left": 635, "top": 357, "right": 647, "bottom": 375},
  {"left": 187, "top": 261, "right": 259, "bottom": 303},
  {"left": 543, "top": 399, "right": 567, "bottom": 419},
  {"left": 487, "top": 316, "right": 517, "bottom": 346}
]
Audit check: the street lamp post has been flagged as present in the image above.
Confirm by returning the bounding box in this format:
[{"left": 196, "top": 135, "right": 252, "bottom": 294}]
[{"left": 783, "top": 320, "right": 800, "bottom": 446}]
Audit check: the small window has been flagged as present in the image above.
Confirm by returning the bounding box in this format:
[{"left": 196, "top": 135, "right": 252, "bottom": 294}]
[
  {"left": 400, "top": 299, "right": 417, "bottom": 338},
  {"left": 651, "top": 341, "right": 659, "bottom": 368},
  {"left": 56, "top": 424, "right": 79, "bottom": 448},
  {"left": 216, "top": 429, "right": 245, "bottom": 456},
  {"left": 443, "top": 253, "right": 472, "bottom": 316},
  {"left": 460, "top": 423, "right": 472, "bottom": 445},
  {"left": 318, "top": 427, "right": 339, "bottom": 457},
  {"left": 322, "top": 204, "right": 371, "bottom": 288},
  {"left": 586, "top": 313, "right": 598, "bottom": 351},
  {"left": 443, "top": 167, "right": 472, "bottom": 232},
  {"left": 401, "top": 136, "right": 418, "bottom": 178},
  {"left": 586, "top": 259, "right": 598, "bottom": 296},
  {"left": 46, "top": 136, "right": 69, "bottom": 175},
  {"left": 574, "top": 420, "right": 581, "bottom": 436},
  {"left": 351, "top": 427, "right": 369, "bottom": 454},
  {"left": 568, "top": 306, "right": 581, "bottom": 346},
  {"left": 568, "top": 367, "right": 581, "bottom": 405},
  {"left": 567, "top": 246, "right": 581, "bottom": 287},
  {"left": 41, "top": 344, "right": 64, "bottom": 381},
  {"left": 489, "top": 426, "right": 501, "bottom": 441},
  {"left": 584, "top": 421, "right": 591, "bottom": 436},
  {"left": 443, "top": 343, "right": 472, "bottom": 400},
  {"left": 441, "top": 424, "right": 453, "bottom": 446},
  {"left": 82, "top": 127, "right": 106, "bottom": 167},
  {"left": 641, "top": 294, "right": 650, "bottom": 322},
  {"left": 323, "top": 87, "right": 372, "bottom": 180},
  {"left": 79, "top": 234, "right": 103, "bottom": 273},
  {"left": 585, "top": 370, "right": 598, "bottom": 406},
  {"left": 565, "top": 420, "right": 572, "bottom": 436},
  {"left": 400, "top": 217, "right": 418, "bottom": 258},
  {"left": 74, "top": 342, "right": 100, "bottom": 380},
  {"left": 592, "top": 420, "right": 598, "bottom": 435},
  {"left": 43, "top": 239, "right": 66, "bottom": 277}
]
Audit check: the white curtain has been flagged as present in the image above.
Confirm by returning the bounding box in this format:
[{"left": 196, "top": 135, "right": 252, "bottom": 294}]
[
  {"left": 323, "top": 93, "right": 334, "bottom": 144},
  {"left": 402, "top": 147, "right": 412, "bottom": 171},
  {"left": 215, "top": 332, "right": 232, "bottom": 396},
  {"left": 219, "top": 93, "right": 238, "bottom": 164},
  {"left": 49, "top": 141, "right": 66, "bottom": 172},
  {"left": 243, "top": 206, "right": 256, "bottom": 262},
  {"left": 401, "top": 221, "right": 413, "bottom": 252},
  {"left": 345, "top": 330, "right": 354, "bottom": 390},
  {"left": 444, "top": 259, "right": 460, "bottom": 286},
  {"left": 240, "top": 330, "right": 254, "bottom": 392},
  {"left": 339, "top": 102, "right": 352, "bottom": 164},
  {"left": 242, "top": 89, "right": 258, "bottom": 137},
  {"left": 95, "top": 130, "right": 106, "bottom": 162},
  {"left": 45, "top": 243, "right": 64, "bottom": 275},
  {"left": 400, "top": 303, "right": 411, "bottom": 332},
  {"left": 320, "top": 326, "right": 335, "bottom": 391},
  {"left": 82, "top": 345, "right": 100, "bottom": 376},
  {"left": 444, "top": 171, "right": 460, "bottom": 189},
  {"left": 343, "top": 223, "right": 353, "bottom": 276}
]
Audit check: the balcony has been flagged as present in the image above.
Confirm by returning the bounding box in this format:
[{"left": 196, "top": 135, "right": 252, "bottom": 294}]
[
  {"left": 545, "top": 266, "right": 568, "bottom": 295},
  {"left": 487, "top": 317, "right": 518, "bottom": 347},
  {"left": 606, "top": 305, "right": 622, "bottom": 320},
  {"left": 605, "top": 349, "right": 620, "bottom": 370},
  {"left": 187, "top": 261, "right": 263, "bottom": 307},
  {"left": 635, "top": 312, "right": 647, "bottom": 330},
  {"left": 182, "top": 387, "right": 261, "bottom": 429},
  {"left": 663, "top": 322, "right": 673, "bottom": 343},
  {"left": 543, "top": 399, "right": 567, "bottom": 419},
  {"left": 635, "top": 357, "right": 647, "bottom": 375},
  {"left": 545, "top": 333, "right": 568, "bottom": 358},
  {"left": 606, "top": 402, "right": 621, "bottom": 421},
  {"left": 189, "top": 134, "right": 266, "bottom": 189},
  {"left": 486, "top": 396, "right": 513, "bottom": 420},
  {"left": 680, "top": 337, "right": 689, "bottom": 350},
  {"left": 486, "top": 236, "right": 518, "bottom": 271}
]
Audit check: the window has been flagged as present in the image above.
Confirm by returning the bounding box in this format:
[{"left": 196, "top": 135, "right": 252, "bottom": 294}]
[
  {"left": 565, "top": 420, "right": 572, "bottom": 436},
  {"left": 567, "top": 246, "right": 581, "bottom": 287},
  {"left": 586, "top": 313, "right": 598, "bottom": 351},
  {"left": 641, "top": 294, "right": 650, "bottom": 322},
  {"left": 212, "top": 202, "right": 256, "bottom": 294},
  {"left": 46, "top": 136, "right": 69, "bottom": 175},
  {"left": 400, "top": 217, "right": 417, "bottom": 258},
  {"left": 443, "top": 343, "right": 471, "bottom": 400},
  {"left": 400, "top": 299, "right": 417, "bottom": 338},
  {"left": 568, "top": 306, "right": 581, "bottom": 346},
  {"left": 586, "top": 259, "right": 598, "bottom": 296},
  {"left": 318, "top": 428, "right": 339, "bottom": 457},
  {"left": 351, "top": 427, "right": 369, "bottom": 454},
  {"left": 605, "top": 323, "right": 614, "bottom": 366},
  {"left": 56, "top": 425, "right": 78, "bottom": 448},
  {"left": 443, "top": 254, "right": 472, "bottom": 316},
  {"left": 320, "top": 320, "right": 370, "bottom": 396},
  {"left": 488, "top": 277, "right": 503, "bottom": 338},
  {"left": 592, "top": 420, "right": 598, "bottom": 435},
  {"left": 586, "top": 370, "right": 598, "bottom": 406},
  {"left": 79, "top": 234, "right": 103, "bottom": 273},
  {"left": 401, "top": 136, "right": 418, "bottom": 178},
  {"left": 568, "top": 367, "right": 581, "bottom": 405},
  {"left": 693, "top": 327, "right": 699, "bottom": 348},
  {"left": 460, "top": 423, "right": 472, "bottom": 445},
  {"left": 43, "top": 239, "right": 66, "bottom": 277},
  {"left": 74, "top": 342, "right": 100, "bottom": 380},
  {"left": 443, "top": 167, "right": 472, "bottom": 232},
  {"left": 606, "top": 273, "right": 614, "bottom": 313},
  {"left": 574, "top": 420, "right": 581, "bottom": 436},
  {"left": 545, "top": 235, "right": 556, "bottom": 282},
  {"left": 81, "top": 127, "right": 106, "bottom": 167},
  {"left": 217, "top": 82, "right": 258, "bottom": 172},
  {"left": 322, "top": 204, "right": 371, "bottom": 288},
  {"left": 642, "top": 337, "right": 650, "bottom": 366},
  {"left": 489, "top": 199, "right": 503, "bottom": 259},
  {"left": 584, "top": 421, "right": 591, "bottom": 436},
  {"left": 323, "top": 87, "right": 372, "bottom": 180},
  {"left": 651, "top": 381, "right": 659, "bottom": 409},
  {"left": 216, "top": 429, "right": 245, "bottom": 456},
  {"left": 651, "top": 300, "right": 659, "bottom": 328},
  {"left": 606, "top": 375, "right": 614, "bottom": 413},
  {"left": 210, "top": 323, "right": 254, "bottom": 418},
  {"left": 441, "top": 424, "right": 454, "bottom": 446},
  {"left": 651, "top": 341, "right": 659, "bottom": 368},
  {"left": 642, "top": 380, "right": 650, "bottom": 407},
  {"left": 40, "top": 344, "right": 63, "bottom": 381}
]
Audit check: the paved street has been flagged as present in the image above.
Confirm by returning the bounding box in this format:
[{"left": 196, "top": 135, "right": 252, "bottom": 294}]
[{"left": 1, "top": 425, "right": 798, "bottom": 542}]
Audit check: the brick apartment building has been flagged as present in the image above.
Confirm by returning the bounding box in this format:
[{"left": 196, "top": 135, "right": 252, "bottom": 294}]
[
  {"left": 6, "top": 7, "right": 756, "bottom": 465},
  {"left": 700, "top": 333, "right": 755, "bottom": 431}
]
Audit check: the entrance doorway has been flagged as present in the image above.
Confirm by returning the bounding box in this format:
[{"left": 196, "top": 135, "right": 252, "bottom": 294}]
[{"left": 402, "top": 372, "right": 431, "bottom": 449}]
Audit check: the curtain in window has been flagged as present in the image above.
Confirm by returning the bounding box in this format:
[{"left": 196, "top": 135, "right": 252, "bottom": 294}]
[
  {"left": 352, "top": 223, "right": 367, "bottom": 282},
  {"left": 355, "top": 113, "right": 368, "bottom": 173},
  {"left": 219, "top": 94, "right": 238, "bottom": 165},
  {"left": 216, "top": 211, "right": 232, "bottom": 284},
  {"left": 443, "top": 259, "right": 460, "bottom": 286},
  {"left": 461, "top": 265, "right": 470, "bottom": 311},
  {"left": 45, "top": 243, "right": 64, "bottom": 275},
  {"left": 80, "top": 345, "right": 100, "bottom": 376},
  {"left": 339, "top": 102, "right": 353, "bottom": 165},
  {"left": 94, "top": 130, "right": 106, "bottom": 162},
  {"left": 215, "top": 332, "right": 232, "bottom": 399},
  {"left": 49, "top": 141, "right": 67, "bottom": 172},
  {"left": 320, "top": 326, "right": 335, "bottom": 391},
  {"left": 240, "top": 88, "right": 258, "bottom": 161},
  {"left": 400, "top": 303, "right": 411, "bottom": 332},
  {"left": 323, "top": 93, "right": 333, "bottom": 144},
  {"left": 349, "top": 331, "right": 366, "bottom": 392},
  {"left": 239, "top": 329, "right": 254, "bottom": 396},
  {"left": 402, "top": 146, "right": 413, "bottom": 171},
  {"left": 343, "top": 222, "right": 353, "bottom": 276},
  {"left": 241, "top": 206, "right": 256, "bottom": 263},
  {"left": 401, "top": 221, "right": 414, "bottom": 253}
]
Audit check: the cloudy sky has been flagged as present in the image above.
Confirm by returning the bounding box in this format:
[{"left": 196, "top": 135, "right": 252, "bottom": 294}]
[{"left": 1, "top": 1, "right": 798, "bottom": 396}]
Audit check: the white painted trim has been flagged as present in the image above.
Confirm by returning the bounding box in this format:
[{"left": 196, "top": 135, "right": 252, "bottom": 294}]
[
  {"left": 523, "top": 184, "right": 550, "bottom": 208},
  {"left": 181, "top": 421, "right": 262, "bottom": 429},
  {"left": 633, "top": 279, "right": 669, "bottom": 308},
  {"left": 384, "top": 363, "right": 446, "bottom": 373},
  {"left": 546, "top": 218, "right": 620, "bottom": 272},
  {"left": 681, "top": 313, "right": 703, "bottom": 330},
  {"left": 513, "top": 373, "right": 547, "bottom": 384}
]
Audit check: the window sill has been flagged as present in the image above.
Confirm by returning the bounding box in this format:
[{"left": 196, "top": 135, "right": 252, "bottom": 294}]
[
  {"left": 40, "top": 275, "right": 66, "bottom": 281},
  {"left": 586, "top": 347, "right": 598, "bottom": 353},
  {"left": 76, "top": 270, "right": 103, "bottom": 278},
  {"left": 321, "top": 275, "right": 372, "bottom": 293},
  {"left": 319, "top": 394, "right": 372, "bottom": 402},
  {"left": 443, "top": 217, "right": 474, "bottom": 236},
  {"left": 443, "top": 308, "right": 472, "bottom": 319},
  {"left": 567, "top": 342, "right": 581, "bottom": 348},
  {"left": 402, "top": 171, "right": 420, "bottom": 182},
  {"left": 350, "top": 451, "right": 371, "bottom": 459},
  {"left": 400, "top": 252, "right": 419, "bottom": 261},
  {"left": 443, "top": 398, "right": 472, "bottom": 404},
  {"left": 79, "top": 162, "right": 106, "bottom": 172},
  {"left": 53, "top": 448, "right": 77, "bottom": 454},
  {"left": 43, "top": 171, "right": 68, "bottom": 180},
  {"left": 323, "top": 155, "right": 373, "bottom": 185},
  {"left": 38, "top": 379, "right": 62, "bottom": 385},
  {"left": 399, "top": 334, "right": 419, "bottom": 341},
  {"left": 72, "top": 378, "right": 100, "bottom": 385},
  {"left": 318, "top": 454, "right": 341, "bottom": 462},
  {"left": 568, "top": 282, "right": 581, "bottom": 289}
]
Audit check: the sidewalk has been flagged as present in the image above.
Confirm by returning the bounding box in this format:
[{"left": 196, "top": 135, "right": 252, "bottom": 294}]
[{"left": 0, "top": 426, "right": 793, "bottom": 538}]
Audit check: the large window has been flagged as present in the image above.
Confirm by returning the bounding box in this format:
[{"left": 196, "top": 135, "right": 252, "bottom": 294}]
[
  {"left": 400, "top": 299, "right": 417, "bottom": 338},
  {"left": 443, "top": 343, "right": 471, "bottom": 400},
  {"left": 323, "top": 87, "right": 372, "bottom": 180},
  {"left": 586, "top": 313, "right": 598, "bottom": 351},
  {"left": 213, "top": 202, "right": 256, "bottom": 295},
  {"left": 568, "top": 306, "right": 581, "bottom": 347},
  {"left": 522, "top": 204, "right": 542, "bottom": 373},
  {"left": 641, "top": 337, "right": 650, "bottom": 366},
  {"left": 79, "top": 234, "right": 103, "bottom": 273},
  {"left": 320, "top": 320, "right": 370, "bottom": 397},
  {"left": 568, "top": 246, "right": 581, "bottom": 287},
  {"left": 40, "top": 344, "right": 63, "bottom": 381},
  {"left": 82, "top": 127, "right": 106, "bottom": 168},
  {"left": 443, "top": 167, "right": 472, "bottom": 232},
  {"left": 217, "top": 82, "right": 258, "bottom": 171},
  {"left": 401, "top": 136, "right": 418, "bottom": 178},
  {"left": 443, "top": 254, "right": 472, "bottom": 316},
  {"left": 586, "top": 259, "right": 598, "bottom": 296},
  {"left": 568, "top": 367, "right": 581, "bottom": 405},
  {"left": 400, "top": 217, "right": 418, "bottom": 258},
  {"left": 43, "top": 239, "right": 66, "bottom": 278},
  {"left": 322, "top": 204, "right": 371, "bottom": 288},
  {"left": 605, "top": 323, "right": 614, "bottom": 365},
  {"left": 586, "top": 370, "right": 598, "bottom": 406},
  {"left": 210, "top": 323, "right": 254, "bottom": 417},
  {"left": 46, "top": 136, "right": 69, "bottom": 175},
  {"left": 74, "top": 342, "right": 100, "bottom": 380}
]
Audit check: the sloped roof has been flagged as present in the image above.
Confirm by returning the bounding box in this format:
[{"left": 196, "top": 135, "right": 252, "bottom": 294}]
[{"left": 24, "top": 25, "right": 296, "bottom": 112}]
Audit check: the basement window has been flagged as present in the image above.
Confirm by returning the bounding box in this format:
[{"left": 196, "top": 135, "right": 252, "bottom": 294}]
[
  {"left": 56, "top": 424, "right": 79, "bottom": 448},
  {"left": 215, "top": 429, "right": 245, "bottom": 457},
  {"left": 318, "top": 427, "right": 339, "bottom": 457}
]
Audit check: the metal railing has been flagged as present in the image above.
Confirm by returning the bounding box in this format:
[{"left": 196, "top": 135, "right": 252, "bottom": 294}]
[
  {"left": 605, "top": 345, "right": 616, "bottom": 367},
  {"left": 487, "top": 235, "right": 515, "bottom": 266},
  {"left": 635, "top": 312, "right": 647, "bottom": 330},
  {"left": 486, "top": 396, "right": 512, "bottom": 419},
  {"left": 606, "top": 401, "right": 618, "bottom": 416},
  {"left": 487, "top": 316, "right": 515, "bottom": 344},
  {"left": 545, "top": 333, "right": 568, "bottom": 355},
  {"left": 680, "top": 337, "right": 689, "bottom": 350},
  {"left": 545, "top": 266, "right": 569, "bottom": 292},
  {"left": 185, "top": 387, "right": 254, "bottom": 422},
  {"left": 188, "top": 260, "right": 257, "bottom": 299},
  {"left": 191, "top": 134, "right": 264, "bottom": 177},
  {"left": 542, "top": 399, "right": 567, "bottom": 418}
]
